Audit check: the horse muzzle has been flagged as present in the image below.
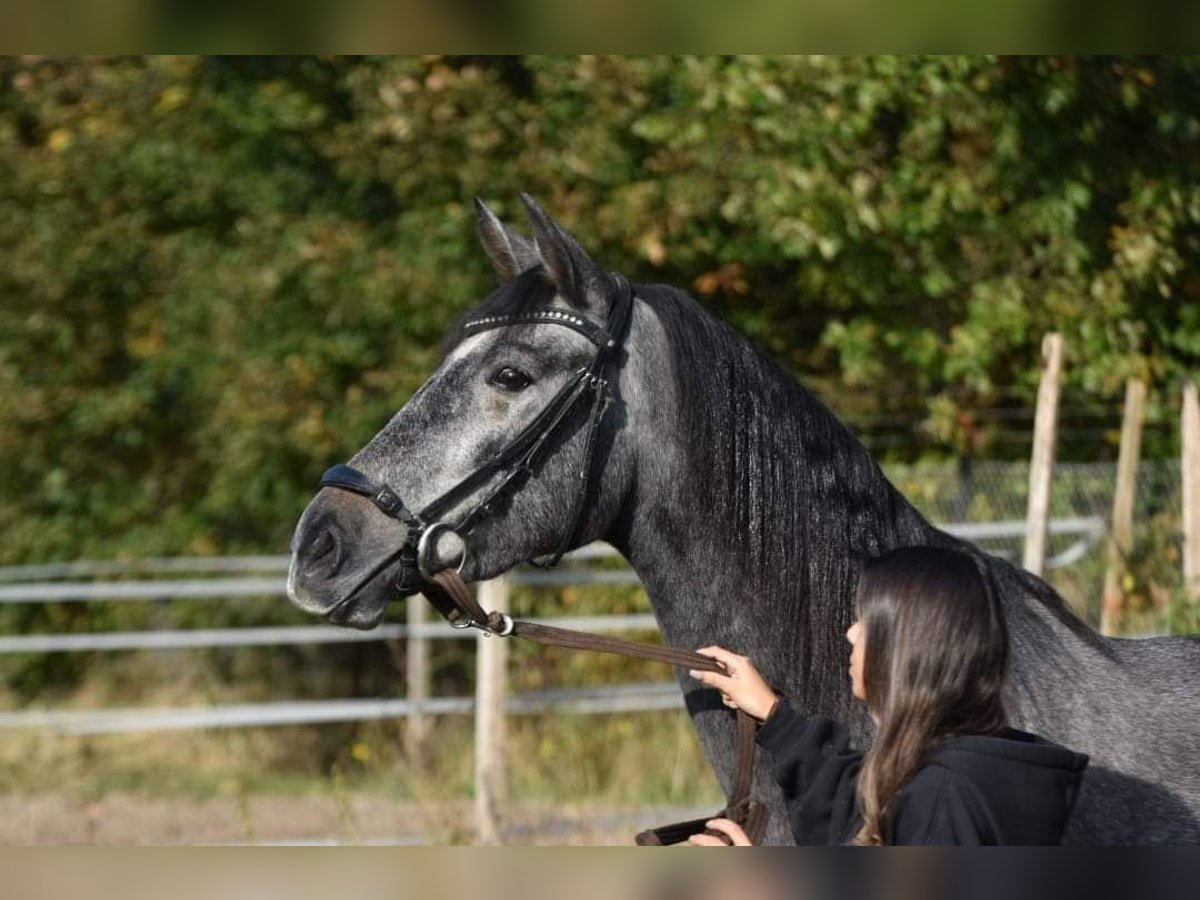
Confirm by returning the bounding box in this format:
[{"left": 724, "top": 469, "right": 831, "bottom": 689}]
[{"left": 287, "top": 491, "right": 417, "bottom": 626}]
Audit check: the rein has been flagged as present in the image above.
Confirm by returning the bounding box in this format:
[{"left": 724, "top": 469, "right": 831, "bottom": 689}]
[
  {"left": 425, "top": 568, "right": 767, "bottom": 846},
  {"left": 317, "top": 275, "right": 765, "bottom": 845}
]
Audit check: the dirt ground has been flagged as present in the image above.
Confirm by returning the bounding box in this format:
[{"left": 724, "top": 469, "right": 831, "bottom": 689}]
[{"left": 0, "top": 792, "right": 711, "bottom": 845}]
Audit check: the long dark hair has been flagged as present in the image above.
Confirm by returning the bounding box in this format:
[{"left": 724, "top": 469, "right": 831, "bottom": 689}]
[{"left": 853, "top": 545, "right": 1010, "bottom": 845}]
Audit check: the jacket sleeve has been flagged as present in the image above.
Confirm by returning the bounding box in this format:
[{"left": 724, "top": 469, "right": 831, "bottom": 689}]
[{"left": 755, "top": 697, "right": 864, "bottom": 845}]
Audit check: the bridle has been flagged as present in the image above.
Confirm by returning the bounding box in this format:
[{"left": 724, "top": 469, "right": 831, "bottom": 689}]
[
  {"left": 315, "top": 272, "right": 766, "bottom": 845},
  {"left": 318, "top": 273, "right": 635, "bottom": 622}
]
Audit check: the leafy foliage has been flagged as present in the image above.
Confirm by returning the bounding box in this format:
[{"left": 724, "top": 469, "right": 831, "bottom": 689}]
[{"left": 2, "top": 55, "right": 1198, "bottom": 565}]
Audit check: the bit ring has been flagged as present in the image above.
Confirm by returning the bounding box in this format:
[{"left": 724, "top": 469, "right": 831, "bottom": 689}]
[{"left": 416, "top": 522, "right": 469, "bottom": 579}]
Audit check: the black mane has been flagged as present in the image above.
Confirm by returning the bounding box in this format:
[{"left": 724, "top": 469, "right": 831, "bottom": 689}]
[
  {"left": 634, "top": 282, "right": 946, "bottom": 713},
  {"left": 448, "top": 268, "right": 1100, "bottom": 712}
]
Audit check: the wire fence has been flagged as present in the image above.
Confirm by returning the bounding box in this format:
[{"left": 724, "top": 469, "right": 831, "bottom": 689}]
[{"left": 883, "top": 459, "right": 1188, "bottom": 630}]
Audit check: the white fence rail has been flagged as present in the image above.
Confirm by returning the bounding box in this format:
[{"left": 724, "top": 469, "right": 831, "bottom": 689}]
[
  {"left": 0, "top": 614, "right": 660, "bottom": 655},
  {"left": 0, "top": 519, "right": 1104, "bottom": 664},
  {"left": 0, "top": 682, "right": 685, "bottom": 736},
  {"left": 0, "top": 520, "right": 1106, "bottom": 726},
  {"left": 0, "top": 517, "right": 1103, "bottom": 607},
  {"left": 0, "top": 520, "right": 1106, "bottom": 842}
]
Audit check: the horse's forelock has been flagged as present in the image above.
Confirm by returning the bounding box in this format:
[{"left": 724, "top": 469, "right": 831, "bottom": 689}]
[{"left": 437, "top": 269, "right": 558, "bottom": 360}]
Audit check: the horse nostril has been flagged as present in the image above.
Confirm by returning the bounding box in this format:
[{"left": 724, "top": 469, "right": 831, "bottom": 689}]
[
  {"left": 305, "top": 524, "right": 344, "bottom": 577},
  {"left": 311, "top": 529, "right": 335, "bottom": 561}
]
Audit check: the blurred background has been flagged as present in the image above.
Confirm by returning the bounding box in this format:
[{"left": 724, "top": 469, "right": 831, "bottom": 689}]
[{"left": 1, "top": 55, "right": 1197, "bottom": 844}]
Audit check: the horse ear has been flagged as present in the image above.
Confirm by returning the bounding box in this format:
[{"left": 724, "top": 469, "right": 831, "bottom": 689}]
[
  {"left": 520, "top": 192, "right": 603, "bottom": 310},
  {"left": 475, "top": 198, "right": 539, "bottom": 282}
]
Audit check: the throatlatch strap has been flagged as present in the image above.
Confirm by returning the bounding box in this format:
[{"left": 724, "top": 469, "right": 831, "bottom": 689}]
[{"left": 424, "top": 569, "right": 766, "bottom": 846}]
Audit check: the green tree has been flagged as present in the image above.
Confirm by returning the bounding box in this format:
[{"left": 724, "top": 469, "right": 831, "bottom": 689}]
[{"left": 1, "top": 55, "right": 1197, "bottom": 568}]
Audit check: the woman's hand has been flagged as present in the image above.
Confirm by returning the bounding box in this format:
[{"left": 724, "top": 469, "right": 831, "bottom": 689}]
[
  {"left": 686, "top": 818, "right": 753, "bottom": 846},
  {"left": 690, "top": 646, "right": 779, "bottom": 722}
]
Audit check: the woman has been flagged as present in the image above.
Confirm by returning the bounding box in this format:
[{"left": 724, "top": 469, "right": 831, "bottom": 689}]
[{"left": 686, "top": 545, "right": 1089, "bottom": 846}]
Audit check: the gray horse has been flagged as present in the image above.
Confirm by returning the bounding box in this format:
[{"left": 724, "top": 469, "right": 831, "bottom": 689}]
[{"left": 287, "top": 195, "right": 1200, "bottom": 845}]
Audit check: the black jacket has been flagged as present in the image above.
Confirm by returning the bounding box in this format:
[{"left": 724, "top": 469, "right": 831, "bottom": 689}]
[{"left": 756, "top": 698, "right": 1090, "bottom": 845}]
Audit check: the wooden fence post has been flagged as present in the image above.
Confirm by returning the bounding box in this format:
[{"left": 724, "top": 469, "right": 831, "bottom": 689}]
[
  {"left": 405, "top": 594, "right": 431, "bottom": 766},
  {"left": 474, "top": 575, "right": 509, "bottom": 845},
  {"left": 1183, "top": 380, "right": 1200, "bottom": 604},
  {"left": 1101, "top": 378, "right": 1146, "bottom": 635},
  {"left": 1023, "top": 333, "right": 1064, "bottom": 577}
]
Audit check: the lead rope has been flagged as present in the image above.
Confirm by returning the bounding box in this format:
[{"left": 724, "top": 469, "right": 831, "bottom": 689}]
[{"left": 426, "top": 570, "right": 766, "bottom": 846}]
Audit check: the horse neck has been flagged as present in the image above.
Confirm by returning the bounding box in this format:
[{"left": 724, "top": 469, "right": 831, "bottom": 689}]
[{"left": 607, "top": 288, "right": 938, "bottom": 722}]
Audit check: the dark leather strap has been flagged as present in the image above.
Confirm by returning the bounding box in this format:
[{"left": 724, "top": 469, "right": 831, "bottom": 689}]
[
  {"left": 633, "top": 798, "right": 766, "bottom": 847},
  {"left": 530, "top": 367, "right": 611, "bottom": 569},
  {"left": 320, "top": 464, "right": 421, "bottom": 526},
  {"left": 633, "top": 706, "right": 765, "bottom": 847},
  {"left": 433, "top": 275, "right": 634, "bottom": 560},
  {"left": 459, "top": 309, "right": 616, "bottom": 350},
  {"left": 424, "top": 367, "right": 597, "bottom": 530},
  {"left": 454, "top": 272, "right": 633, "bottom": 356},
  {"left": 426, "top": 570, "right": 766, "bottom": 846}
]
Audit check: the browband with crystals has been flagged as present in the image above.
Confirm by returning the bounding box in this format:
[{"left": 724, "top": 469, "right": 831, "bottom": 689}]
[{"left": 458, "top": 308, "right": 617, "bottom": 350}]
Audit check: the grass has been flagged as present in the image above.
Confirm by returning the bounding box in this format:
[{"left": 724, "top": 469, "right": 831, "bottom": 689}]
[
  {"left": 0, "top": 709, "right": 723, "bottom": 810},
  {"left": 0, "top": 575, "right": 724, "bottom": 844}
]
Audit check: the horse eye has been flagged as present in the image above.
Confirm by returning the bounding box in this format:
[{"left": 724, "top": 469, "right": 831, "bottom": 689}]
[{"left": 489, "top": 366, "right": 533, "bottom": 392}]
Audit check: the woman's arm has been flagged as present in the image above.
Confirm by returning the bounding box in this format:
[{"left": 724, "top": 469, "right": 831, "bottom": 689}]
[
  {"left": 691, "top": 646, "right": 864, "bottom": 845},
  {"left": 755, "top": 697, "right": 864, "bottom": 844}
]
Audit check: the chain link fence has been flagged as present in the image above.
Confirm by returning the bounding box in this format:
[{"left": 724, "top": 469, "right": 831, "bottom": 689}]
[{"left": 883, "top": 459, "right": 1189, "bottom": 634}]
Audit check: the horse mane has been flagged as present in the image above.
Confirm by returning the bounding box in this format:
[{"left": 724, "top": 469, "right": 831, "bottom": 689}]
[
  {"left": 631, "top": 283, "right": 945, "bottom": 710},
  {"left": 634, "top": 282, "right": 925, "bottom": 560},
  {"left": 631, "top": 281, "right": 1104, "bottom": 711}
]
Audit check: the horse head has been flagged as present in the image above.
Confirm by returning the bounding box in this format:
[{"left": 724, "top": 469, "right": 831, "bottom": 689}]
[{"left": 286, "top": 195, "right": 639, "bottom": 628}]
